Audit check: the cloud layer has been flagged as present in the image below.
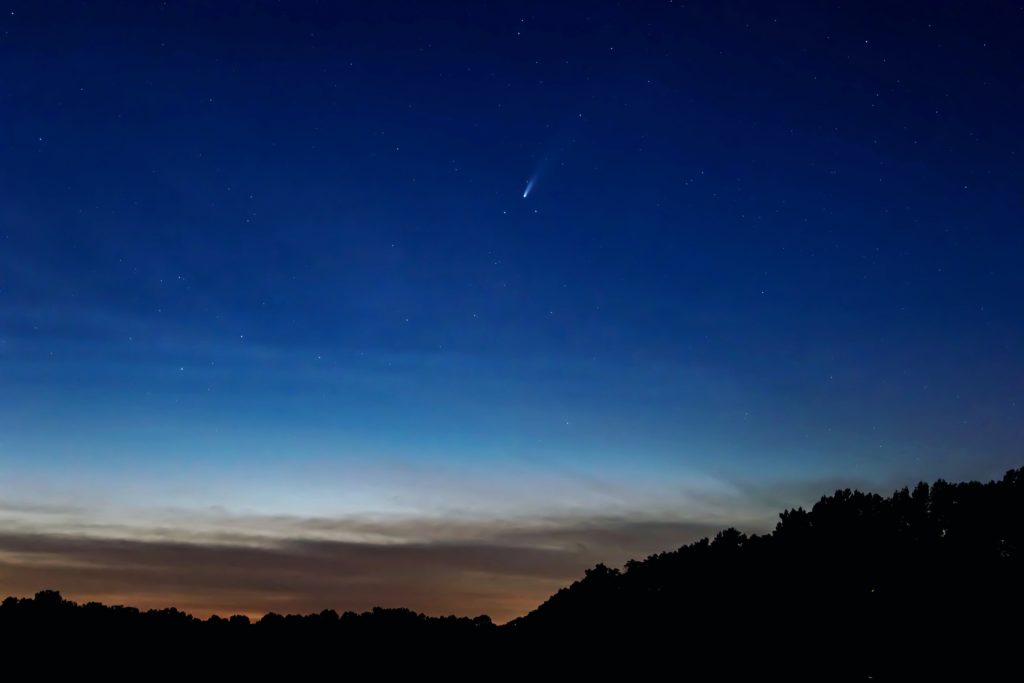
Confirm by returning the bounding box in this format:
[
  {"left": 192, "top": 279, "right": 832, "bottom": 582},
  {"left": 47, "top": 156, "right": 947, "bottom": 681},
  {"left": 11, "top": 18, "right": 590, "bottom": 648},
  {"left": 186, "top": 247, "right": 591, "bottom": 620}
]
[
  {"left": 0, "top": 511, "right": 727, "bottom": 622},
  {"left": 0, "top": 471, "right": 884, "bottom": 621}
]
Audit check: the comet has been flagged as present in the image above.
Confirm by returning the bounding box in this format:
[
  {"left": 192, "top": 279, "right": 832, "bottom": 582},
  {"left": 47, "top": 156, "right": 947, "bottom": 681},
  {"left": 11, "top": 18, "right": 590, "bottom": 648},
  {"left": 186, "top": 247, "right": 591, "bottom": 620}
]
[{"left": 523, "top": 178, "right": 535, "bottom": 198}]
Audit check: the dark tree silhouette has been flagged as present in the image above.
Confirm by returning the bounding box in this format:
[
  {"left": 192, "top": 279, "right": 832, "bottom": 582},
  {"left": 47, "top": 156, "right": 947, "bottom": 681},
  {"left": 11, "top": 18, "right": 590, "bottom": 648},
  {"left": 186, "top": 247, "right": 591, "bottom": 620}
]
[{"left": 2, "top": 468, "right": 1021, "bottom": 677}]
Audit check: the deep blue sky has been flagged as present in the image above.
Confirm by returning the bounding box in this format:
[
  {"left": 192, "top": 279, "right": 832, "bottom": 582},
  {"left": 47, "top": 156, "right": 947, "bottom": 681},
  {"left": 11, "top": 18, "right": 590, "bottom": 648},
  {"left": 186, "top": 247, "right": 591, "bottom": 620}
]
[{"left": 1, "top": 1, "right": 1022, "bottom": 618}]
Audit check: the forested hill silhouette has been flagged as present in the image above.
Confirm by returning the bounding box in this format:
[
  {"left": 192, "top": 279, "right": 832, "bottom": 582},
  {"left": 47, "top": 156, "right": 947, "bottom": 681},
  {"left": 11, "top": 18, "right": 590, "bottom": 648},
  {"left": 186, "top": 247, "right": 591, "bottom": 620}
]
[
  {"left": 2, "top": 468, "right": 1021, "bottom": 675},
  {"left": 505, "top": 466, "right": 1022, "bottom": 671}
]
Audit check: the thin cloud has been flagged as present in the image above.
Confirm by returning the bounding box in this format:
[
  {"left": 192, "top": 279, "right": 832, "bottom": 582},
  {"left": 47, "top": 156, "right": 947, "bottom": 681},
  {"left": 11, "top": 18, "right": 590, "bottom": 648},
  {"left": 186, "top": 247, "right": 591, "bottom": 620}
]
[{"left": 0, "top": 515, "right": 720, "bottom": 623}]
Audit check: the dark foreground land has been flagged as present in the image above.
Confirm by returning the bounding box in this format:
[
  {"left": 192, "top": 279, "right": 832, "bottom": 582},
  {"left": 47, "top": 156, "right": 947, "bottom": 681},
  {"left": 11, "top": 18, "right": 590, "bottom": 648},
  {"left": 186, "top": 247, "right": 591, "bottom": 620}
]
[{"left": 3, "top": 468, "right": 1021, "bottom": 677}]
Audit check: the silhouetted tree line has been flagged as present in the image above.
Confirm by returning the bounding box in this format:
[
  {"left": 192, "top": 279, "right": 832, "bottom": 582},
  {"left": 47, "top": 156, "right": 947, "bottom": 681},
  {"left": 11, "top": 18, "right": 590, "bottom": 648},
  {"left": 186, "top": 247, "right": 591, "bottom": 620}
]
[{"left": 3, "top": 468, "right": 1021, "bottom": 677}]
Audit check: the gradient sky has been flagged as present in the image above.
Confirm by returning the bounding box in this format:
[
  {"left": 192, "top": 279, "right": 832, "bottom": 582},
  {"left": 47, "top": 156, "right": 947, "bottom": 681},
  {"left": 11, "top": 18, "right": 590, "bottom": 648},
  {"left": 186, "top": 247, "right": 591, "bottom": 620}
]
[{"left": 1, "top": 1, "right": 1022, "bottom": 621}]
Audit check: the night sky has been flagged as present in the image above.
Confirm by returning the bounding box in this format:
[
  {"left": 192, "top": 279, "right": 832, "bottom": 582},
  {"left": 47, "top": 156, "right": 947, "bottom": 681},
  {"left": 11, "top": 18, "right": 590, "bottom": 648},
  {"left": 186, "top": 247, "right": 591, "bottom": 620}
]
[{"left": 1, "top": 1, "right": 1022, "bottom": 620}]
